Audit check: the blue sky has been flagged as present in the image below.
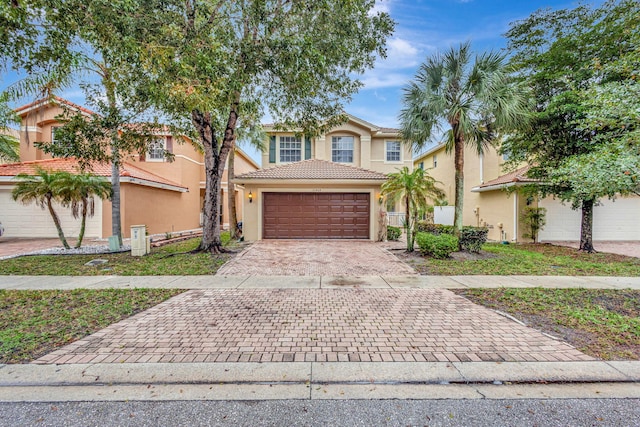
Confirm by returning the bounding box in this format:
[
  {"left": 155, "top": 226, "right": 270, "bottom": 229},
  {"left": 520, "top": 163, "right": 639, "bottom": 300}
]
[{"left": 1, "top": 0, "right": 603, "bottom": 163}]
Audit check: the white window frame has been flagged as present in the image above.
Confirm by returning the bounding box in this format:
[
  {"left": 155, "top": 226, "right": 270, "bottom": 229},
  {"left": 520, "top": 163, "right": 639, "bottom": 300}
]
[
  {"left": 147, "top": 138, "right": 167, "bottom": 162},
  {"left": 331, "top": 136, "right": 354, "bottom": 163},
  {"left": 385, "top": 140, "right": 402, "bottom": 163},
  {"left": 51, "top": 126, "right": 60, "bottom": 145},
  {"left": 279, "top": 135, "right": 302, "bottom": 163},
  {"left": 433, "top": 155, "right": 438, "bottom": 168}
]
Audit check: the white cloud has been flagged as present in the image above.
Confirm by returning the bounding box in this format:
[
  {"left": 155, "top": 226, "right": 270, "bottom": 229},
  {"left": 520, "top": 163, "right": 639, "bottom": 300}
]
[{"left": 360, "top": 71, "right": 411, "bottom": 89}]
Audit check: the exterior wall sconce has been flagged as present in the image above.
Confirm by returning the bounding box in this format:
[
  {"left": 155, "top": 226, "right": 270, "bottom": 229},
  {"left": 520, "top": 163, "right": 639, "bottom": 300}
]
[{"left": 249, "top": 191, "right": 253, "bottom": 203}]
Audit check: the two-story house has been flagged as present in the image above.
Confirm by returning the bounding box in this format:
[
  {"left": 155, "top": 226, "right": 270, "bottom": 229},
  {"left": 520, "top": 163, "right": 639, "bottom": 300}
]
[
  {"left": 0, "top": 97, "right": 258, "bottom": 239},
  {"left": 235, "top": 115, "right": 411, "bottom": 241},
  {"left": 414, "top": 144, "right": 640, "bottom": 242}
]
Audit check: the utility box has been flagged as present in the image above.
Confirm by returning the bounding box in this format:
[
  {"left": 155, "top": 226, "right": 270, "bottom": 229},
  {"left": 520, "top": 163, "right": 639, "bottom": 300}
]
[{"left": 131, "top": 225, "right": 148, "bottom": 256}]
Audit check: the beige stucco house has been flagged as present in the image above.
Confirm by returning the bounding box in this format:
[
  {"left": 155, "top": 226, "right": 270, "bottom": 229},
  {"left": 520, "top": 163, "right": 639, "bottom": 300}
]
[
  {"left": 0, "top": 97, "right": 258, "bottom": 239},
  {"left": 236, "top": 115, "right": 410, "bottom": 241},
  {"left": 414, "top": 144, "right": 640, "bottom": 242}
]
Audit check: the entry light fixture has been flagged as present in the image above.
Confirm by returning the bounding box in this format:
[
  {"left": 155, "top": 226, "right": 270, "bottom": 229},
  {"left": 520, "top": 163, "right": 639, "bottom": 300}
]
[{"left": 249, "top": 191, "right": 253, "bottom": 203}]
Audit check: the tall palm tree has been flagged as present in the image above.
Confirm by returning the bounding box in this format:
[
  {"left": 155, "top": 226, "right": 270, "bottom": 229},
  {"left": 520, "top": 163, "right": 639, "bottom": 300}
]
[
  {"left": 400, "top": 42, "right": 527, "bottom": 237},
  {"left": 12, "top": 168, "right": 71, "bottom": 249},
  {"left": 381, "top": 166, "right": 445, "bottom": 252},
  {"left": 56, "top": 172, "right": 112, "bottom": 248}
]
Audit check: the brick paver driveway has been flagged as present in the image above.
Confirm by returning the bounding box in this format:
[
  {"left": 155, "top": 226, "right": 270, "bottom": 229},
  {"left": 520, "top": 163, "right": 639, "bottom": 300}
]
[
  {"left": 36, "top": 288, "right": 592, "bottom": 364},
  {"left": 216, "top": 240, "right": 416, "bottom": 276}
]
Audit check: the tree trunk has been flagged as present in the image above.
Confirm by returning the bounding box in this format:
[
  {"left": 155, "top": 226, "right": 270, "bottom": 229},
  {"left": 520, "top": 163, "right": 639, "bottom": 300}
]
[
  {"left": 405, "top": 195, "right": 412, "bottom": 252},
  {"left": 76, "top": 198, "right": 88, "bottom": 249},
  {"left": 228, "top": 145, "right": 239, "bottom": 240},
  {"left": 47, "top": 196, "right": 70, "bottom": 249},
  {"left": 579, "top": 199, "right": 595, "bottom": 253},
  {"left": 104, "top": 71, "right": 123, "bottom": 248},
  {"left": 193, "top": 97, "right": 238, "bottom": 253},
  {"left": 453, "top": 130, "right": 465, "bottom": 248}
]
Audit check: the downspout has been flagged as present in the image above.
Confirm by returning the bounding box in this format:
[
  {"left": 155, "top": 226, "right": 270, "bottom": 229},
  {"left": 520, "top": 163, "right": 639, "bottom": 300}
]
[
  {"left": 479, "top": 152, "right": 484, "bottom": 184},
  {"left": 513, "top": 195, "right": 518, "bottom": 242}
]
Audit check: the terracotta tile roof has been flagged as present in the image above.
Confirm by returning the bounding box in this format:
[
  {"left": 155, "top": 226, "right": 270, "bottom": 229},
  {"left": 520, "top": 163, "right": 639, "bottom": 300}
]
[
  {"left": 0, "top": 157, "right": 187, "bottom": 191},
  {"left": 15, "top": 96, "right": 96, "bottom": 116},
  {"left": 379, "top": 127, "right": 400, "bottom": 134},
  {"left": 236, "top": 159, "right": 388, "bottom": 180},
  {"left": 478, "top": 165, "right": 536, "bottom": 188}
]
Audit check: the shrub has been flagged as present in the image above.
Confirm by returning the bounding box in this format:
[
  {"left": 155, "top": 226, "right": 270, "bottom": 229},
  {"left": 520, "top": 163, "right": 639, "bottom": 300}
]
[
  {"left": 415, "top": 222, "right": 455, "bottom": 235},
  {"left": 386, "top": 225, "right": 401, "bottom": 241},
  {"left": 520, "top": 207, "right": 547, "bottom": 243},
  {"left": 416, "top": 232, "right": 458, "bottom": 258},
  {"left": 459, "top": 227, "right": 489, "bottom": 253}
]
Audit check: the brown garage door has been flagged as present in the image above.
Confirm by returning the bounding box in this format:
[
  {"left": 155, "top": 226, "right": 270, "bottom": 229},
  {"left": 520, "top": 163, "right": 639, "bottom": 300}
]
[{"left": 263, "top": 192, "right": 370, "bottom": 239}]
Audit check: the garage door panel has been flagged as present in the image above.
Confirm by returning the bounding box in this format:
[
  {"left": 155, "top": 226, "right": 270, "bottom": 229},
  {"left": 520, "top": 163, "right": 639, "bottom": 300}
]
[
  {"left": 263, "top": 192, "right": 370, "bottom": 239},
  {"left": 539, "top": 196, "right": 640, "bottom": 241}
]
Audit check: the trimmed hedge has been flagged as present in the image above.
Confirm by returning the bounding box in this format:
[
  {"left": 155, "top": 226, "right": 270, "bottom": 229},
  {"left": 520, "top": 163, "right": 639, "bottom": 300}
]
[
  {"left": 415, "top": 232, "right": 458, "bottom": 259},
  {"left": 414, "top": 223, "right": 489, "bottom": 253},
  {"left": 459, "top": 227, "right": 489, "bottom": 253},
  {"left": 387, "top": 226, "right": 401, "bottom": 241}
]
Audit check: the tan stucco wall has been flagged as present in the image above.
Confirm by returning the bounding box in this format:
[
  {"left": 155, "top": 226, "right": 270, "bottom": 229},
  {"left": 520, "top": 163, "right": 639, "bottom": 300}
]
[
  {"left": 240, "top": 183, "right": 384, "bottom": 242},
  {"left": 414, "top": 145, "right": 532, "bottom": 242},
  {"left": 119, "top": 183, "right": 200, "bottom": 237},
  {"left": 261, "top": 118, "right": 411, "bottom": 175}
]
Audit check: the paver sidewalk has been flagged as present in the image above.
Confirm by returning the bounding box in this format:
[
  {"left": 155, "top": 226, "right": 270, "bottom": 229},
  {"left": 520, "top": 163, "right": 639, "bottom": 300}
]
[{"left": 35, "top": 288, "right": 592, "bottom": 365}]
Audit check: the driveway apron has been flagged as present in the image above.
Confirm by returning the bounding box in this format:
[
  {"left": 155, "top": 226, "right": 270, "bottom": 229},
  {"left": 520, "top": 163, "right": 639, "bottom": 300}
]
[
  {"left": 216, "top": 240, "right": 417, "bottom": 276},
  {"left": 35, "top": 288, "right": 593, "bottom": 365}
]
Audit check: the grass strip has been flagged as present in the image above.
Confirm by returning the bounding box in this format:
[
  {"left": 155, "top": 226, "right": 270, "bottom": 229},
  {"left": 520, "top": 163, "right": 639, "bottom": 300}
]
[
  {"left": 455, "top": 288, "right": 640, "bottom": 360},
  {"left": 0, "top": 288, "right": 184, "bottom": 363}
]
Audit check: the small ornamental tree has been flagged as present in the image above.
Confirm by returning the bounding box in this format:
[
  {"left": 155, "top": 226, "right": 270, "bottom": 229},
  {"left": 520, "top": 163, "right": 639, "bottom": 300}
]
[
  {"left": 12, "top": 168, "right": 71, "bottom": 249},
  {"left": 381, "top": 167, "right": 445, "bottom": 252},
  {"left": 520, "top": 206, "right": 547, "bottom": 243}
]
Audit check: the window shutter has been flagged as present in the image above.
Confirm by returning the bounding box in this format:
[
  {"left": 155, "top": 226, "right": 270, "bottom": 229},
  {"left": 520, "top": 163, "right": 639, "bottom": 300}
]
[
  {"left": 166, "top": 136, "right": 173, "bottom": 153},
  {"left": 305, "top": 137, "right": 311, "bottom": 160},
  {"left": 269, "top": 136, "right": 276, "bottom": 163}
]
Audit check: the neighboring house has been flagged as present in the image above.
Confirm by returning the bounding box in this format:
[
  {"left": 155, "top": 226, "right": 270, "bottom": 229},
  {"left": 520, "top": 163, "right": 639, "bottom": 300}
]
[
  {"left": 414, "top": 144, "right": 640, "bottom": 242},
  {"left": 236, "top": 115, "right": 410, "bottom": 241},
  {"left": 0, "top": 97, "right": 258, "bottom": 239}
]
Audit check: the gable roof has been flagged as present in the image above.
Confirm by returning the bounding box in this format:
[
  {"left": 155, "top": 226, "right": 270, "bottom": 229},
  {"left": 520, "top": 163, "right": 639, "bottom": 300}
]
[
  {"left": 15, "top": 96, "right": 96, "bottom": 117},
  {"left": 471, "top": 166, "right": 535, "bottom": 193},
  {"left": 0, "top": 158, "right": 188, "bottom": 192},
  {"left": 263, "top": 113, "right": 400, "bottom": 136},
  {"left": 235, "top": 159, "right": 388, "bottom": 181}
]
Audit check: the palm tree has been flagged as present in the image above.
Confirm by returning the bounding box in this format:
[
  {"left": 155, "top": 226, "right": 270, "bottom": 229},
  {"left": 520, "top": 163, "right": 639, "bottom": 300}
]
[
  {"left": 12, "top": 168, "right": 71, "bottom": 249},
  {"left": 400, "top": 42, "right": 527, "bottom": 238},
  {"left": 56, "top": 172, "right": 112, "bottom": 248},
  {"left": 0, "top": 99, "right": 20, "bottom": 163},
  {"left": 0, "top": 132, "right": 19, "bottom": 163},
  {"left": 381, "top": 166, "right": 445, "bottom": 252}
]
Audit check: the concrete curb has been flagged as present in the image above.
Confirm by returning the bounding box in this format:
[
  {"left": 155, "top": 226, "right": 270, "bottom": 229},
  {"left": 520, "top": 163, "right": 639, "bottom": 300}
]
[{"left": 0, "top": 362, "right": 638, "bottom": 402}]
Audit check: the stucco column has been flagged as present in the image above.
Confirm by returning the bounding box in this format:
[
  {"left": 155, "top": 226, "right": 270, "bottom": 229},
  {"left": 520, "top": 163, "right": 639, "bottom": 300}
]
[
  {"left": 315, "top": 135, "right": 326, "bottom": 160},
  {"left": 360, "top": 135, "right": 371, "bottom": 169}
]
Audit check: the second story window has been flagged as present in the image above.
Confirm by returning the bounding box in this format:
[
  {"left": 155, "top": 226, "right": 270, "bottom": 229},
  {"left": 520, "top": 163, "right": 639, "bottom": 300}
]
[
  {"left": 331, "top": 136, "right": 354, "bottom": 163},
  {"left": 148, "top": 139, "right": 166, "bottom": 161},
  {"left": 386, "top": 141, "right": 401, "bottom": 162},
  {"left": 418, "top": 161, "right": 424, "bottom": 170},
  {"left": 280, "top": 136, "right": 302, "bottom": 162},
  {"left": 51, "top": 126, "right": 60, "bottom": 145},
  {"left": 433, "top": 155, "right": 438, "bottom": 168}
]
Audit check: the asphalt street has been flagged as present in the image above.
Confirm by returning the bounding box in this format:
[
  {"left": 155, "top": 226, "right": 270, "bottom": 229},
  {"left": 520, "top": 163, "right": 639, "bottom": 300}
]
[{"left": 2, "top": 399, "right": 639, "bottom": 426}]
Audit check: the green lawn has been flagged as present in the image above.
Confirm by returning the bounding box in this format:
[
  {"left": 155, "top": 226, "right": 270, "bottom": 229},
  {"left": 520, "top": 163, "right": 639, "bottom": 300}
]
[
  {"left": 455, "top": 288, "right": 640, "bottom": 360},
  {"left": 0, "top": 288, "right": 184, "bottom": 363},
  {"left": 406, "top": 243, "right": 640, "bottom": 276},
  {"left": 0, "top": 236, "right": 235, "bottom": 276}
]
